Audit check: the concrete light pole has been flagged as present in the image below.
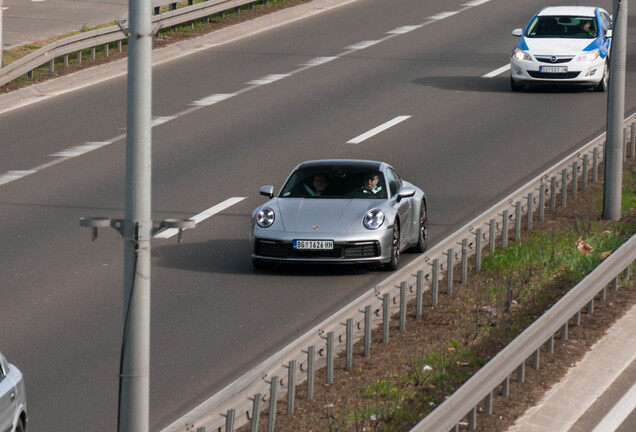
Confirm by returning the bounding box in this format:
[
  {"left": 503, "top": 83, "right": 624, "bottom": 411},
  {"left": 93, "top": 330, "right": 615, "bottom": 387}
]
[{"left": 603, "top": 0, "right": 627, "bottom": 220}]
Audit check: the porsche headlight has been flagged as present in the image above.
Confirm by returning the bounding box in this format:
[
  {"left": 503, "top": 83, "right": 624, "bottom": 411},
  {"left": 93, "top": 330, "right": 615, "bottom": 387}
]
[
  {"left": 512, "top": 48, "right": 531, "bottom": 61},
  {"left": 579, "top": 49, "right": 600, "bottom": 62},
  {"left": 363, "top": 209, "right": 385, "bottom": 230},
  {"left": 256, "top": 208, "right": 275, "bottom": 228}
]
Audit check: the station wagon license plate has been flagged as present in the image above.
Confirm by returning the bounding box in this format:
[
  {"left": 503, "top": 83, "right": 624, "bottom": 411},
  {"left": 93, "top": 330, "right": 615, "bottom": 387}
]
[
  {"left": 540, "top": 66, "right": 567, "bottom": 73},
  {"left": 293, "top": 240, "right": 334, "bottom": 250}
]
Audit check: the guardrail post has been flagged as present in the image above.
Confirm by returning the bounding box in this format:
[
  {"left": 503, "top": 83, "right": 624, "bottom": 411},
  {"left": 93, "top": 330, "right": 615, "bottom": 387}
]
[
  {"left": 468, "top": 407, "right": 476, "bottom": 430},
  {"left": 250, "top": 393, "right": 261, "bottom": 432},
  {"left": 611, "top": 276, "right": 619, "bottom": 291},
  {"left": 346, "top": 318, "right": 353, "bottom": 370},
  {"left": 572, "top": 161, "right": 578, "bottom": 198},
  {"left": 431, "top": 259, "right": 439, "bottom": 306},
  {"left": 307, "top": 347, "right": 315, "bottom": 400},
  {"left": 624, "top": 128, "right": 628, "bottom": 163},
  {"left": 447, "top": 248, "right": 454, "bottom": 295},
  {"left": 532, "top": 349, "right": 540, "bottom": 370},
  {"left": 382, "top": 293, "right": 390, "bottom": 344},
  {"left": 517, "top": 363, "right": 525, "bottom": 383},
  {"left": 574, "top": 311, "right": 581, "bottom": 326},
  {"left": 515, "top": 202, "right": 521, "bottom": 240},
  {"left": 599, "top": 287, "right": 607, "bottom": 302},
  {"left": 91, "top": 46, "right": 96, "bottom": 60},
  {"left": 63, "top": 54, "right": 69, "bottom": 68},
  {"left": 501, "top": 377, "right": 509, "bottom": 397},
  {"left": 593, "top": 147, "right": 600, "bottom": 182},
  {"left": 538, "top": 187, "right": 545, "bottom": 221},
  {"left": 582, "top": 154, "right": 589, "bottom": 190},
  {"left": 364, "top": 306, "right": 371, "bottom": 356},
  {"left": 326, "top": 332, "right": 334, "bottom": 383},
  {"left": 562, "top": 169, "right": 568, "bottom": 207},
  {"left": 547, "top": 336, "right": 554, "bottom": 354},
  {"left": 501, "top": 210, "right": 508, "bottom": 248},
  {"left": 631, "top": 122, "right": 636, "bottom": 158},
  {"left": 475, "top": 229, "right": 482, "bottom": 271},
  {"left": 561, "top": 322, "right": 568, "bottom": 340},
  {"left": 416, "top": 270, "right": 423, "bottom": 318},
  {"left": 587, "top": 299, "right": 594, "bottom": 315},
  {"left": 461, "top": 240, "right": 468, "bottom": 283},
  {"left": 225, "top": 409, "right": 235, "bottom": 432},
  {"left": 399, "top": 282, "right": 407, "bottom": 331},
  {"left": 489, "top": 219, "right": 495, "bottom": 253},
  {"left": 485, "top": 391, "right": 493, "bottom": 415},
  {"left": 77, "top": 50, "right": 82, "bottom": 65},
  {"left": 527, "top": 192, "right": 533, "bottom": 231},
  {"left": 104, "top": 43, "right": 110, "bottom": 58},
  {"left": 117, "top": 40, "right": 122, "bottom": 53},
  {"left": 287, "top": 360, "right": 296, "bottom": 415},
  {"left": 49, "top": 59, "right": 54, "bottom": 72},
  {"left": 550, "top": 176, "right": 557, "bottom": 213},
  {"left": 267, "top": 376, "right": 278, "bottom": 432}
]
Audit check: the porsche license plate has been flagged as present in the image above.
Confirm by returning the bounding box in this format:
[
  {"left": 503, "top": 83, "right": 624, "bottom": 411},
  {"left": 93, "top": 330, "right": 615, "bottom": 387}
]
[
  {"left": 293, "top": 240, "right": 334, "bottom": 250},
  {"left": 540, "top": 66, "right": 567, "bottom": 73}
]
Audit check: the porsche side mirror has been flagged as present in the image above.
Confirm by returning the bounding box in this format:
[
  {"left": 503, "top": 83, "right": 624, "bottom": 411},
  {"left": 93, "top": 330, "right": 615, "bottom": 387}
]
[
  {"left": 260, "top": 185, "right": 275, "bottom": 198},
  {"left": 396, "top": 187, "right": 416, "bottom": 202},
  {"left": 512, "top": 28, "right": 523, "bottom": 37}
]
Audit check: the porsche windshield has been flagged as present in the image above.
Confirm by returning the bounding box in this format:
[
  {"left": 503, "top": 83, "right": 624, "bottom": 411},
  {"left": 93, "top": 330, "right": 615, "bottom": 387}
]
[
  {"left": 526, "top": 16, "right": 597, "bottom": 38},
  {"left": 280, "top": 165, "right": 388, "bottom": 199}
]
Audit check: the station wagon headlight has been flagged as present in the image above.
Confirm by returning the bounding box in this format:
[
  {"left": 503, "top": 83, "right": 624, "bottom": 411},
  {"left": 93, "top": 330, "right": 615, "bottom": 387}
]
[
  {"left": 512, "top": 48, "right": 531, "bottom": 61},
  {"left": 579, "top": 49, "right": 600, "bottom": 62},
  {"left": 256, "top": 208, "right": 275, "bottom": 228},
  {"left": 363, "top": 209, "right": 385, "bottom": 230}
]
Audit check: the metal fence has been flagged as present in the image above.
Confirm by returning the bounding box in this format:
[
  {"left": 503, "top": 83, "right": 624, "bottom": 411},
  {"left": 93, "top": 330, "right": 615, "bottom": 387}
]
[
  {"left": 158, "top": 113, "right": 636, "bottom": 431},
  {"left": 0, "top": 0, "right": 269, "bottom": 88}
]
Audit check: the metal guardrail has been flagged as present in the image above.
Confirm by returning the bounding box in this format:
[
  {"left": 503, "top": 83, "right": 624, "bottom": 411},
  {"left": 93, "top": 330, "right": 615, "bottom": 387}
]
[
  {"left": 0, "top": 0, "right": 265, "bottom": 88},
  {"left": 159, "top": 115, "right": 636, "bottom": 432},
  {"left": 411, "top": 234, "right": 636, "bottom": 432}
]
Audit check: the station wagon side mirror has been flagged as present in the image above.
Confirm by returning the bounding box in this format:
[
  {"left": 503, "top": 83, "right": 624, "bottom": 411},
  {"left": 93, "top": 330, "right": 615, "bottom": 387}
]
[
  {"left": 396, "top": 187, "right": 416, "bottom": 203},
  {"left": 260, "top": 185, "right": 275, "bottom": 198},
  {"left": 512, "top": 28, "right": 523, "bottom": 37},
  {"left": 605, "top": 29, "right": 613, "bottom": 39}
]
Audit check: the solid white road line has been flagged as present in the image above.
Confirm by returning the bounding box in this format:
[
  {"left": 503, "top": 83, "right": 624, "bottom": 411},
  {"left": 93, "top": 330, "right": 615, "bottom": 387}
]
[
  {"left": 591, "top": 381, "right": 636, "bottom": 432},
  {"left": 154, "top": 197, "right": 246, "bottom": 239},
  {"left": 483, "top": 64, "right": 510, "bottom": 78},
  {"left": 347, "top": 116, "right": 412, "bottom": 144}
]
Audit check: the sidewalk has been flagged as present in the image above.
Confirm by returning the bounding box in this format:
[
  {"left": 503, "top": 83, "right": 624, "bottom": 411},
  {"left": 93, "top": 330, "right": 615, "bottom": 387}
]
[{"left": 507, "top": 302, "right": 636, "bottom": 431}]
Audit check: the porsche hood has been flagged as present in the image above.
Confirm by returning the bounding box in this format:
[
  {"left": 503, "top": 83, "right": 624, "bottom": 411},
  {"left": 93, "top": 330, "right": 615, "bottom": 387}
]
[{"left": 273, "top": 198, "right": 382, "bottom": 233}]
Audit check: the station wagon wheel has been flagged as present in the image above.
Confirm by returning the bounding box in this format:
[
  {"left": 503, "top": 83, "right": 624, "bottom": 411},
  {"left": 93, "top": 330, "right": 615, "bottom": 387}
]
[
  {"left": 413, "top": 200, "right": 428, "bottom": 253},
  {"left": 385, "top": 220, "right": 400, "bottom": 271},
  {"left": 16, "top": 418, "right": 25, "bottom": 432}
]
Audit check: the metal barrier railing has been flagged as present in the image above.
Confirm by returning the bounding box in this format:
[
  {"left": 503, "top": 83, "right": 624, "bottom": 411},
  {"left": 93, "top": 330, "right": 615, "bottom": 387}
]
[{"left": 0, "top": 0, "right": 267, "bottom": 88}]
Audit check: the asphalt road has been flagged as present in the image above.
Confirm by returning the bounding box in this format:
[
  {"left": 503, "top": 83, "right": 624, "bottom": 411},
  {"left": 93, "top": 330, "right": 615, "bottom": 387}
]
[{"left": 1, "top": 0, "right": 635, "bottom": 431}]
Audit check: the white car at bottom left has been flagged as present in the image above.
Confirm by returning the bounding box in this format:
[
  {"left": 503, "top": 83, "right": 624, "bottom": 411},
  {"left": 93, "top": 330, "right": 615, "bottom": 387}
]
[{"left": 0, "top": 352, "right": 27, "bottom": 432}]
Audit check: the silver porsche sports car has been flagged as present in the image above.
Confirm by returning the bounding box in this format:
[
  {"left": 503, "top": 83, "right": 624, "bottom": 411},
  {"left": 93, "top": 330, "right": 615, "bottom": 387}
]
[{"left": 250, "top": 160, "right": 428, "bottom": 270}]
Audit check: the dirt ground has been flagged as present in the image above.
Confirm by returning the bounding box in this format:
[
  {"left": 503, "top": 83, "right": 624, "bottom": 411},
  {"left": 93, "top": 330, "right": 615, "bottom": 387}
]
[{"left": 243, "top": 157, "right": 636, "bottom": 432}]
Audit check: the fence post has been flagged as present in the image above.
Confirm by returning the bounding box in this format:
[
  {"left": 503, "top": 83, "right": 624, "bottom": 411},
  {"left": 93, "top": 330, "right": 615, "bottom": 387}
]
[
  {"left": 250, "top": 393, "right": 261, "bottom": 432},
  {"left": 267, "top": 376, "right": 278, "bottom": 432},
  {"left": 432, "top": 259, "right": 439, "bottom": 306},
  {"left": 461, "top": 239, "right": 468, "bottom": 283},
  {"left": 447, "top": 248, "right": 454, "bottom": 295},
  {"left": 287, "top": 360, "right": 296, "bottom": 415},
  {"left": 416, "top": 270, "right": 423, "bottom": 318},
  {"left": 326, "top": 332, "right": 334, "bottom": 383},
  {"left": 307, "top": 347, "right": 315, "bottom": 400},
  {"left": 475, "top": 229, "right": 482, "bottom": 271},
  {"left": 364, "top": 306, "right": 371, "bottom": 356},
  {"left": 382, "top": 293, "right": 390, "bottom": 344},
  {"left": 400, "top": 282, "right": 407, "bottom": 331}
]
